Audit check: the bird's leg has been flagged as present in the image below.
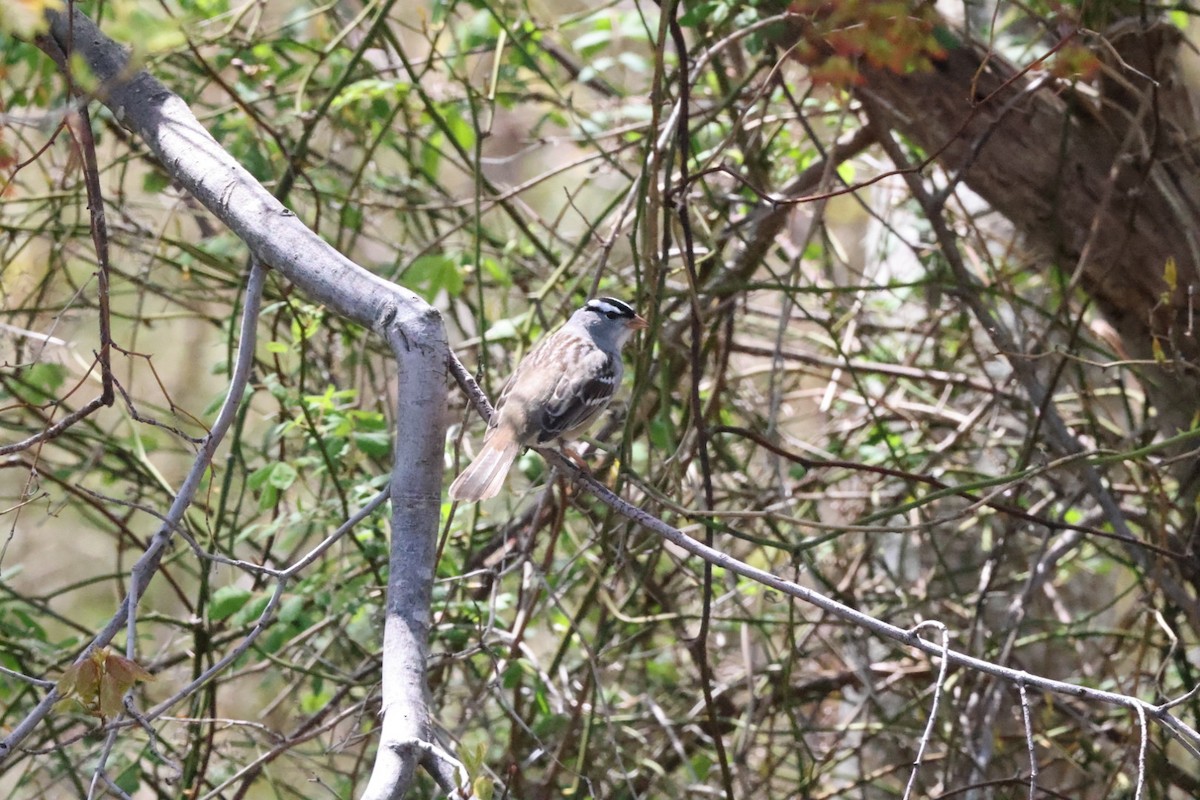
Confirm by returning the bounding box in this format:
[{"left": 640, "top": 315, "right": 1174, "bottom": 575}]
[{"left": 560, "top": 441, "right": 592, "bottom": 472}]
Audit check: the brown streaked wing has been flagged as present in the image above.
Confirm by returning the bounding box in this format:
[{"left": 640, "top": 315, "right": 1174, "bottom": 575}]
[{"left": 535, "top": 353, "right": 618, "bottom": 443}]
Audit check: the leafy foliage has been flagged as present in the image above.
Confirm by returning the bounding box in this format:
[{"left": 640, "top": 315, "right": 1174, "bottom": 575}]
[
  {"left": 791, "top": 0, "right": 947, "bottom": 85},
  {"left": 55, "top": 649, "right": 154, "bottom": 720},
  {"left": 2, "top": 1, "right": 1199, "bottom": 799}
]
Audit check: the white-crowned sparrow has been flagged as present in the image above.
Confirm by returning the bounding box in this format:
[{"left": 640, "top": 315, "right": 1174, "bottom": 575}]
[{"left": 449, "top": 297, "right": 649, "bottom": 501}]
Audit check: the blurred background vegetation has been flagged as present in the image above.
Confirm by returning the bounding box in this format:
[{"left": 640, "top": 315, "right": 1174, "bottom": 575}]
[{"left": 3, "top": 0, "right": 1200, "bottom": 798}]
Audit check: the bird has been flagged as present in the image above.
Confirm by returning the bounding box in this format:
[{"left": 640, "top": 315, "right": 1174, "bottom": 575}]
[{"left": 449, "top": 297, "right": 649, "bottom": 502}]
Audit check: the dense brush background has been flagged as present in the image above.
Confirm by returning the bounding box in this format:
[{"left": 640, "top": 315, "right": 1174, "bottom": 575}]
[{"left": 3, "top": 1, "right": 1199, "bottom": 798}]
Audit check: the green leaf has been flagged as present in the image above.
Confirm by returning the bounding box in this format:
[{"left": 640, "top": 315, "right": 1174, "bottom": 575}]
[
  {"left": 210, "top": 586, "right": 252, "bottom": 622},
  {"left": 501, "top": 661, "right": 524, "bottom": 689},
  {"left": 480, "top": 256, "right": 512, "bottom": 287},
  {"left": 231, "top": 592, "right": 272, "bottom": 626},
  {"left": 690, "top": 753, "right": 714, "bottom": 782},
  {"left": 421, "top": 130, "right": 444, "bottom": 177},
  {"left": 931, "top": 25, "right": 961, "bottom": 52},
  {"left": 142, "top": 170, "right": 171, "bottom": 194},
  {"left": 247, "top": 464, "right": 271, "bottom": 490},
  {"left": 346, "top": 603, "right": 379, "bottom": 648},
  {"left": 402, "top": 253, "right": 464, "bottom": 301},
  {"left": 300, "top": 685, "right": 332, "bottom": 714},
  {"left": 340, "top": 203, "right": 364, "bottom": 232},
  {"left": 679, "top": 2, "right": 728, "bottom": 28},
  {"left": 267, "top": 462, "right": 298, "bottom": 490},
  {"left": 352, "top": 430, "right": 391, "bottom": 458},
  {"left": 1163, "top": 256, "right": 1178, "bottom": 293},
  {"left": 16, "top": 363, "right": 66, "bottom": 405},
  {"left": 278, "top": 594, "right": 307, "bottom": 626},
  {"left": 444, "top": 106, "right": 477, "bottom": 153},
  {"left": 574, "top": 26, "right": 613, "bottom": 58},
  {"left": 114, "top": 762, "right": 140, "bottom": 795},
  {"left": 250, "top": 461, "right": 298, "bottom": 495},
  {"left": 482, "top": 312, "right": 531, "bottom": 342}
]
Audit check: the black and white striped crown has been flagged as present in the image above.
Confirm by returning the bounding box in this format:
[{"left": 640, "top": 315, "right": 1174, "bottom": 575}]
[{"left": 584, "top": 297, "right": 637, "bottom": 320}]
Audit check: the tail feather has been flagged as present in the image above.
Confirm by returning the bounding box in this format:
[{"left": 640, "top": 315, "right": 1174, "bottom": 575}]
[{"left": 449, "top": 431, "right": 520, "bottom": 501}]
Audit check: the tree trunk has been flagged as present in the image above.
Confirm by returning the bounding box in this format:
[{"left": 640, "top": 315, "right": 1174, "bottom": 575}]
[{"left": 855, "top": 18, "right": 1200, "bottom": 511}]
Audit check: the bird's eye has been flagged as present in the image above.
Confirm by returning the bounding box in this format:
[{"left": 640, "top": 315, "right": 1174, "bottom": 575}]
[{"left": 607, "top": 311, "right": 619, "bottom": 319}]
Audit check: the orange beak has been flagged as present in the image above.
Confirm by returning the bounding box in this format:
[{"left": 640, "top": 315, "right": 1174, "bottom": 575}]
[{"left": 629, "top": 314, "right": 649, "bottom": 331}]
